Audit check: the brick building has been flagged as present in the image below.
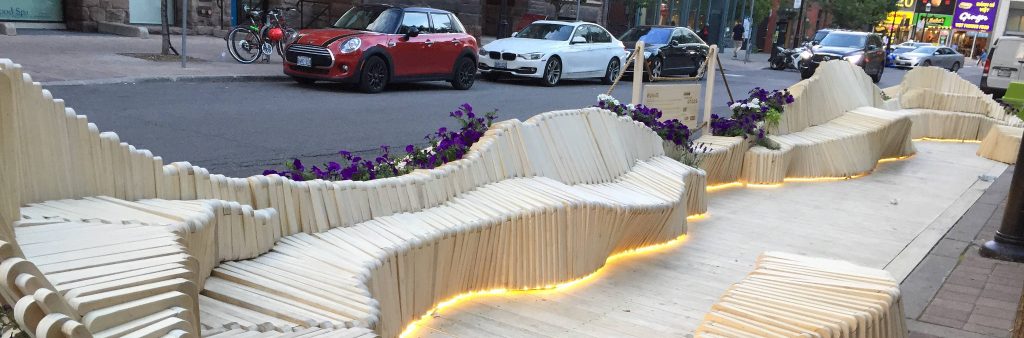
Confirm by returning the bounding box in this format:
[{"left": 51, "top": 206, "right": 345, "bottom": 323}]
[
  {"left": 2, "top": 0, "right": 607, "bottom": 38},
  {"left": 761, "top": 0, "right": 831, "bottom": 51}
]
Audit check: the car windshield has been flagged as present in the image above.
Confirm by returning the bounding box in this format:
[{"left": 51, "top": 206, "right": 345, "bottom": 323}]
[
  {"left": 619, "top": 27, "right": 672, "bottom": 44},
  {"left": 819, "top": 33, "right": 866, "bottom": 48},
  {"left": 332, "top": 6, "right": 401, "bottom": 33},
  {"left": 812, "top": 30, "right": 830, "bottom": 43},
  {"left": 912, "top": 46, "right": 937, "bottom": 54},
  {"left": 517, "top": 23, "right": 575, "bottom": 41}
]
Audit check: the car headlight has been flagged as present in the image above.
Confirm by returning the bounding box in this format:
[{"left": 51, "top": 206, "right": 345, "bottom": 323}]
[
  {"left": 800, "top": 50, "right": 813, "bottom": 60},
  {"left": 479, "top": 49, "right": 487, "bottom": 56},
  {"left": 339, "top": 38, "right": 362, "bottom": 54},
  {"left": 519, "top": 52, "right": 544, "bottom": 60},
  {"left": 843, "top": 54, "right": 863, "bottom": 64}
]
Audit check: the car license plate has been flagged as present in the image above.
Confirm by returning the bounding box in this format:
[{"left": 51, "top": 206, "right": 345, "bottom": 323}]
[
  {"left": 495, "top": 61, "right": 507, "bottom": 69},
  {"left": 998, "top": 69, "right": 1011, "bottom": 77},
  {"left": 297, "top": 56, "right": 312, "bottom": 67}
]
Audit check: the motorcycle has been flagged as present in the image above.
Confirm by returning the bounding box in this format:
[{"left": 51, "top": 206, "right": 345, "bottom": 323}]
[{"left": 769, "top": 45, "right": 804, "bottom": 70}]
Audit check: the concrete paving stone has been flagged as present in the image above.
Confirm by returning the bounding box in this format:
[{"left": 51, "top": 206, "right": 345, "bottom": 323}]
[
  {"left": 962, "top": 323, "right": 1011, "bottom": 338},
  {"left": 945, "top": 272, "right": 989, "bottom": 289},
  {"left": 984, "top": 275, "right": 1021, "bottom": 287},
  {"left": 936, "top": 288, "right": 982, "bottom": 304},
  {"left": 975, "top": 297, "right": 1018, "bottom": 312},
  {"left": 983, "top": 281, "right": 1022, "bottom": 298},
  {"left": 961, "top": 251, "right": 998, "bottom": 269},
  {"left": 908, "top": 319, "right": 1004, "bottom": 338},
  {"left": 929, "top": 238, "right": 970, "bottom": 259},
  {"left": 980, "top": 287, "right": 1019, "bottom": 302},
  {"left": 956, "top": 264, "right": 997, "bottom": 277},
  {"left": 923, "top": 302, "right": 972, "bottom": 322},
  {"left": 948, "top": 215, "right": 996, "bottom": 242},
  {"left": 967, "top": 313, "right": 1013, "bottom": 333},
  {"left": 991, "top": 264, "right": 1024, "bottom": 279},
  {"left": 970, "top": 304, "right": 1017, "bottom": 321},
  {"left": 939, "top": 283, "right": 983, "bottom": 297},
  {"left": 903, "top": 255, "right": 961, "bottom": 318},
  {"left": 908, "top": 332, "right": 942, "bottom": 338},
  {"left": 920, "top": 313, "right": 968, "bottom": 329}
]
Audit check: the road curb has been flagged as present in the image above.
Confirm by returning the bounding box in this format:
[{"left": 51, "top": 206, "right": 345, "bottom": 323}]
[{"left": 42, "top": 74, "right": 291, "bottom": 86}]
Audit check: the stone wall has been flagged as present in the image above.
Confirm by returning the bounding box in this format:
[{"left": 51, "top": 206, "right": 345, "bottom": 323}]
[{"left": 64, "top": 0, "right": 129, "bottom": 32}]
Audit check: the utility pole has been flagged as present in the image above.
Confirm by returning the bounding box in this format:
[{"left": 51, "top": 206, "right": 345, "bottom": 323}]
[
  {"left": 792, "top": 0, "right": 806, "bottom": 48},
  {"left": 744, "top": 0, "right": 754, "bottom": 62},
  {"left": 980, "top": 130, "right": 1024, "bottom": 262}
]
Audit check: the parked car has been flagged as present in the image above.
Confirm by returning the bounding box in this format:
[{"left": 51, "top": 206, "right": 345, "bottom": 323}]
[
  {"left": 798, "top": 31, "right": 886, "bottom": 83},
  {"left": 618, "top": 25, "right": 709, "bottom": 80},
  {"left": 283, "top": 5, "right": 479, "bottom": 93},
  {"left": 893, "top": 46, "right": 965, "bottom": 72},
  {"left": 886, "top": 46, "right": 917, "bottom": 67},
  {"left": 478, "top": 20, "right": 628, "bottom": 86},
  {"left": 981, "top": 36, "right": 1024, "bottom": 97}
]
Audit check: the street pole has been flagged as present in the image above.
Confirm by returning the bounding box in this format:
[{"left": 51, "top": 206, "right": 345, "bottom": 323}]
[
  {"left": 576, "top": 0, "right": 582, "bottom": 20},
  {"left": 744, "top": 0, "right": 754, "bottom": 62},
  {"left": 792, "top": 0, "right": 806, "bottom": 48},
  {"left": 980, "top": 129, "right": 1024, "bottom": 262},
  {"left": 181, "top": 0, "right": 188, "bottom": 68}
]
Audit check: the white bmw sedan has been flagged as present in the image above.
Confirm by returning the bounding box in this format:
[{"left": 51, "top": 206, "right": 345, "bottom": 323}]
[{"left": 479, "top": 21, "right": 629, "bottom": 86}]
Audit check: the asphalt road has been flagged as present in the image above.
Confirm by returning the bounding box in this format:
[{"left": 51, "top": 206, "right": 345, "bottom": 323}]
[{"left": 46, "top": 62, "right": 984, "bottom": 177}]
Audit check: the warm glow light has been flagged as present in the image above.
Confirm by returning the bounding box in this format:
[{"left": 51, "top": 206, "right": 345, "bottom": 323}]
[
  {"left": 706, "top": 182, "right": 744, "bottom": 192},
  {"left": 687, "top": 213, "right": 709, "bottom": 221},
  {"left": 877, "top": 155, "right": 914, "bottom": 163},
  {"left": 746, "top": 183, "right": 783, "bottom": 189},
  {"left": 398, "top": 235, "right": 690, "bottom": 338},
  {"left": 783, "top": 173, "right": 868, "bottom": 183},
  {"left": 913, "top": 137, "right": 982, "bottom": 143}
]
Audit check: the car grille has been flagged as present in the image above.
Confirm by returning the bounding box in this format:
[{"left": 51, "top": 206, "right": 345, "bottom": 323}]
[
  {"left": 489, "top": 51, "right": 501, "bottom": 59},
  {"left": 286, "top": 44, "right": 333, "bottom": 67},
  {"left": 502, "top": 52, "right": 516, "bottom": 61},
  {"left": 811, "top": 54, "right": 838, "bottom": 62}
]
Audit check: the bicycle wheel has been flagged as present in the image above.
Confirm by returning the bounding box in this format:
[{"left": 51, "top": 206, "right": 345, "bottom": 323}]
[
  {"left": 227, "top": 27, "right": 263, "bottom": 64},
  {"left": 277, "top": 28, "right": 298, "bottom": 59}
]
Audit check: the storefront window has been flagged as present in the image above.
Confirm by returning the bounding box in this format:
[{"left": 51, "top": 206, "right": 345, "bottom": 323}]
[{"left": 0, "top": 0, "right": 63, "bottom": 22}]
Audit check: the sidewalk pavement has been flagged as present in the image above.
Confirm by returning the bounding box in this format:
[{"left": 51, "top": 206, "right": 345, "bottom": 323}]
[
  {"left": 0, "top": 30, "right": 285, "bottom": 84},
  {"left": 904, "top": 166, "right": 1023, "bottom": 338}
]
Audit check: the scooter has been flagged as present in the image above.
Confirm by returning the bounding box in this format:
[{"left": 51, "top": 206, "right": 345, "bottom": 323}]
[{"left": 769, "top": 45, "right": 803, "bottom": 70}]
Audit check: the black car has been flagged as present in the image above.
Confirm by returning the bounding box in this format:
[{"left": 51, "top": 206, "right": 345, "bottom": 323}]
[
  {"left": 798, "top": 31, "right": 886, "bottom": 83},
  {"left": 619, "top": 25, "right": 710, "bottom": 80}
]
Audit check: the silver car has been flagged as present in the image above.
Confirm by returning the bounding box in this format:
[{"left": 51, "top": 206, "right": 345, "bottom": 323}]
[{"left": 893, "top": 46, "right": 965, "bottom": 72}]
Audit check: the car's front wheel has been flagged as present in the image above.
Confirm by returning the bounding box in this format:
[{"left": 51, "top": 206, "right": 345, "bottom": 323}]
[
  {"left": 800, "top": 69, "right": 813, "bottom": 79},
  {"left": 644, "top": 57, "right": 663, "bottom": 82},
  {"left": 601, "top": 57, "right": 621, "bottom": 85},
  {"left": 870, "top": 63, "right": 883, "bottom": 83},
  {"left": 358, "top": 56, "right": 388, "bottom": 93},
  {"left": 450, "top": 57, "right": 476, "bottom": 90},
  {"left": 950, "top": 62, "right": 961, "bottom": 73},
  {"left": 541, "top": 57, "right": 562, "bottom": 87},
  {"left": 922, "top": 60, "right": 932, "bottom": 67}
]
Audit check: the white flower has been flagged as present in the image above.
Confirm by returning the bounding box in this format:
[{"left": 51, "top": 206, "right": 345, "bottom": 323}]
[
  {"left": 730, "top": 102, "right": 742, "bottom": 109},
  {"left": 749, "top": 98, "right": 760, "bottom": 105},
  {"left": 626, "top": 104, "right": 635, "bottom": 110}
]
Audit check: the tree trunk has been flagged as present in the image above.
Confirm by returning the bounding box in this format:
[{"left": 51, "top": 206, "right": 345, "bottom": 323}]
[{"left": 161, "top": 0, "right": 171, "bottom": 55}]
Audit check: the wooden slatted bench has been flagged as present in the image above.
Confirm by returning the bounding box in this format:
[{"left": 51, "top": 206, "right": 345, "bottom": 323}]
[
  {"left": 0, "top": 59, "right": 707, "bottom": 337},
  {"left": 739, "top": 61, "right": 916, "bottom": 184},
  {"left": 890, "top": 67, "right": 1024, "bottom": 141},
  {"left": 978, "top": 125, "right": 1022, "bottom": 164},
  {"left": 696, "top": 252, "right": 907, "bottom": 337}
]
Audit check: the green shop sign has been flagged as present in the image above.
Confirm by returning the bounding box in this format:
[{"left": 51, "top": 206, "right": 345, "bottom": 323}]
[
  {"left": 914, "top": 13, "right": 953, "bottom": 28},
  {"left": 0, "top": 0, "right": 63, "bottom": 22}
]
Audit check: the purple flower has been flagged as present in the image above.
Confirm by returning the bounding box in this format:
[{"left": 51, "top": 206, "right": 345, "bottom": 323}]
[
  {"left": 327, "top": 161, "right": 341, "bottom": 172},
  {"left": 292, "top": 159, "right": 305, "bottom": 172},
  {"left": 406, "top": 144, "right": 415, "bottom": 153},
  {"left": 262, "top": 169, "right": 279, "bottom": 176}
]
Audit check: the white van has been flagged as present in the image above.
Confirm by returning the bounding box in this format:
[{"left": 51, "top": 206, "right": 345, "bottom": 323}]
[{"left": 981, "top": 36, "right": 1024, "bottom": 97}]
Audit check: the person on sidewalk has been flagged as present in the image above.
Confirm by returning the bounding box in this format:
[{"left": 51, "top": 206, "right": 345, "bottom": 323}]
[
  {"left": 978, "top": 49, "right": 988, "bottom": 66},
  {"left": 732, "top": 20, "right": 744, "bottom": 59},
  {"left": 699, "top": 24, "right": 710, "bottom": 43}
]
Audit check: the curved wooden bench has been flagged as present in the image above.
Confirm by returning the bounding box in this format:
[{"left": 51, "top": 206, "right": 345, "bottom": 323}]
[
  {"left": 893, "top": 67, "right": 1024, "bottom": 140},
  {"left": 696, "top": 252, "right": 906, "bottom": 337},
  {"left": 738, "top": 61, "right": 916, "bottom": 184},
  {"left": 978, "top": 125, "right": 1022, "bottom": 164},
  {"left": 0, "top": 59, "right": 707, "bottom": 337}
]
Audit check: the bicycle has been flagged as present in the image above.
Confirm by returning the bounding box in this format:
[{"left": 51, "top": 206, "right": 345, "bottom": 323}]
[{"left": 226, "top": 5, "right": 298, "bottom": 64}]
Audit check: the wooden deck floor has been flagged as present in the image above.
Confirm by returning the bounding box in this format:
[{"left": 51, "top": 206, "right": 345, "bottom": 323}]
[{"left": 404, "top": 141, "right": 1009, "bottom": 337}]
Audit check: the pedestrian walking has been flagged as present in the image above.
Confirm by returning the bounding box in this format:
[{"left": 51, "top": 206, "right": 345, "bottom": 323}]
[
  {"left": 732, "top": 20, "right": 744, "bottom": 59},
  {"left": 699, "top": 24, "right": 710, "bottom": 42},
  {"left": 978, "top": 49, "right": 988, "bottom": 66}
]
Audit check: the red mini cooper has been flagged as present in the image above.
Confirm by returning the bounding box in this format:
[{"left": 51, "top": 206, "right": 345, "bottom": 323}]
[{"left": 284, "top": 5, "right": 478, "bottom": 93}]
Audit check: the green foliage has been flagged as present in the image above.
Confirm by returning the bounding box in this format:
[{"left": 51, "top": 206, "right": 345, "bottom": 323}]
[{"left": 819, "top": 0, "right": 897, "bottom": 30}]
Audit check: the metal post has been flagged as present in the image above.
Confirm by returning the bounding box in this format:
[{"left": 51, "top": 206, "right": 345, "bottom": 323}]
[
  {"left": 576, "top": 0, "right": 582, "bottom": 20},
  {"left": 744, "top": 0, "right": 754, "bottom": 62},
  {"left": 182, "top": 0, "right": 188, "bottom": 68},
  {"left": 499, "top": 0, "right": 509, "bottom": 38},
  {"left": 792, "top": 0, "right": 806, "bottom": 47},
  {"left": 971, "top": 33, "right": 978, "bottom": 59},
  {"left": 632, "top": 41, "right": 645, "bottom": 105},
  {"left": 980, "top": 131, "right": 1024, "bottom": 262}
]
